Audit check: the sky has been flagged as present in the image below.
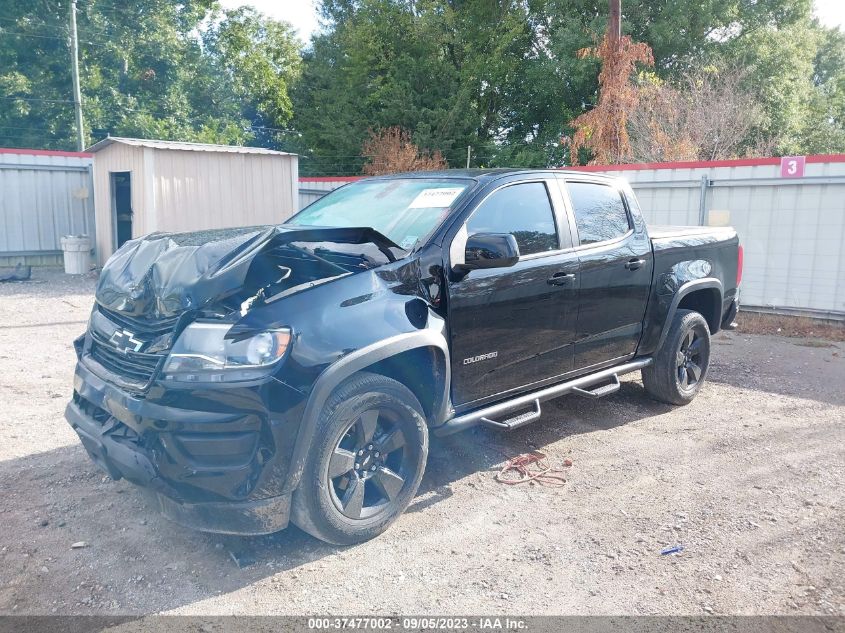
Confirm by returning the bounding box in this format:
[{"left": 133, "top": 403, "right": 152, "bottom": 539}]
[
  {"left": 221, "top": 0, "right": 844, "bottom": 42},
  {"left": 815, "top": 0, "right": 845, "bottom": 30},
  {"left": 218, "top": 0, "right": 320, "bottom": 42}
]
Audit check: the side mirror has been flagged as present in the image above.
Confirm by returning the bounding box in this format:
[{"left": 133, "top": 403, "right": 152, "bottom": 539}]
[{"left": 457, "top": 233, "right": 520, "bottom": 271}]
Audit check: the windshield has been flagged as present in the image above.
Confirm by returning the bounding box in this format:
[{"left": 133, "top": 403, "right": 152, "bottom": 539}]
[{"left": 289, "top": 178, "right": 473, "bottom": 250}]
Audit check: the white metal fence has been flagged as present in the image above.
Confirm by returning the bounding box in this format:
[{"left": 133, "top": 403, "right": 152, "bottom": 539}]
[
  {"left": 590, "top": 157, "right": 845, "bottom": 318},
  {"left": 299, "top": 156, "right": 845, "bottom": 318},
  {"left": 298, "top": 177, "right": 359, "bottom": 209},
  {"left": 0, "top": 149, "right": 95, "bottom": 267}
]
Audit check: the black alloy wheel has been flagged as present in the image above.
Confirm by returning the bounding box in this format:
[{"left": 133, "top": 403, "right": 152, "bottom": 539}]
[
  {"left": 642, "top": 309, "right": 711, "bottom": 406},
  {"left": 676, "top": 328, "right": 705, "bottom": 391},
  {"left": 328, "top": 409, "right": 410, "bottom": 520},
  {"left": 291, "top": 372, "right": 428, "bottom": 545}
]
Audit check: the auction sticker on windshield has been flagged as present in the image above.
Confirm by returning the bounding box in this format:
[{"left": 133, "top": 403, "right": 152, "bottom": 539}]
[{"left": 408, "top": 187, "right": 464, "bottom": 208}]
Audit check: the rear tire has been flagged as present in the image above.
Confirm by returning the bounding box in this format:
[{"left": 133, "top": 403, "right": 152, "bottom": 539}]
[
  {"left": 291, "top": 372, "right": 428, "bottom": 545},
  {"left": 642, "top": 309, "right": 711, "bottom": 405}
]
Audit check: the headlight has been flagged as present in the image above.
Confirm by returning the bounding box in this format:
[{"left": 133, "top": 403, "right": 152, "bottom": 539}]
[{"left": 162, "top": 322, "right": 291, "bottom": 383}]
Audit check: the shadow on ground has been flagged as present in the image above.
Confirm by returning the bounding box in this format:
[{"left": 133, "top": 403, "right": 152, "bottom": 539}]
[
  {"left": 1, "top": 314, "right": 842, "bottom": 614},
  {"left": 706, "top": 333, "right": 844, "bottom": 406},
  {"left": 0, "top": 378, "right": 675, "bottom": 614}
]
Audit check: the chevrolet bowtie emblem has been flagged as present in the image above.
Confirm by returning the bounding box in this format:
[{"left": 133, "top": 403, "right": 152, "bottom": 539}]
[{"left": 108, "top": 328, "right": 144, "bottom": 354}]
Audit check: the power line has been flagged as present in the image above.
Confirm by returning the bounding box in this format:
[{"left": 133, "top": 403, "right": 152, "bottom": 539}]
[
  {"left": 0, "top": 133, "right": 62, "bottom": 143},
  {"left": 0, "top": 27, "right": 106, "bottom": 46},
  {"left": 0, "top": 16, "right": 110, "bottom": 40},
  {"left": 2, "top": 94, "right": 291, "bottom": 139},
  {"left": 80, "top": 0, "right": 200, "bottom": 15},
  {"left": 0, "top": 29, "right": 67, "bottom": 41},
  {"left": 0, "top": 124, "right": 59, "bottom": 133},
  {"left": 0, "top": 15, "right": 62, "bottom": 27},
  {"left": 249, "top": 124, "right": 293, "bottom": 134},
  {"left": 86, "top": 100, "right": 294, "bottom": 137},
  {"left": 0, "top": 95, "right": 75, "bottom": 103}
]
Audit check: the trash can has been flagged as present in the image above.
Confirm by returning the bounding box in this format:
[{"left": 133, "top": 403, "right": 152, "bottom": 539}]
[{"left": 60, "top": 235, "right": 92, "bottom": 275}]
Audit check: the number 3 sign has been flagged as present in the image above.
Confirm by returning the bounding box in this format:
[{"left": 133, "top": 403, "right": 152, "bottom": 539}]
[{"left": 780, "top": 156, "right": 805, "bottom": 178}]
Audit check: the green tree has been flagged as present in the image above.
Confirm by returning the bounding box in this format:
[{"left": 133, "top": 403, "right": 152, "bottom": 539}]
[
  {"left": 713, "top": 15, "right": 845, "bottom": 155},
  {"left": 290, "top": 0, "right": 540, "bottom": 174},
  {"left": 4, "top": 0, "right": 841, "bottom": 162},
  {"left": 542, "top": 0, "right": 818, "bottom": 162},
  {"left": 0, "top": 0, "right": 301, "bottom": 150},
  {"left": 722, "top": 18, "right": 819, "bottom": 154},
  {"left": 801, "top": 26, "right": 845, "bottom": 153},
  {"left": 291, "top": 0, "right": 830, "bottom": 172},
  {"left": 202, "top": 6, "right": 302, "bottom": 147}
]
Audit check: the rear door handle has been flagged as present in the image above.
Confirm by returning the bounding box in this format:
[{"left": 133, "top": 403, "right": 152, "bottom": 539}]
[
  {"left": 547, "top": 272, "right": 576, "bottom": 286},
  {"left": 624, "top": 258, "right": 646, "bottom": 270}
]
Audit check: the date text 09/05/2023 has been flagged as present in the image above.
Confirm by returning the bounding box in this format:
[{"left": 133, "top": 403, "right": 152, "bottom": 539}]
[{"left": 307, "top": 617, "right": 529, "bottom": 630}]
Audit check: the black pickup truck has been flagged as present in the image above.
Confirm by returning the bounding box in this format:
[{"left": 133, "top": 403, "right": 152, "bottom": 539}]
[{"left": 66, "top": 169, "right": 742, "bottom": 544}]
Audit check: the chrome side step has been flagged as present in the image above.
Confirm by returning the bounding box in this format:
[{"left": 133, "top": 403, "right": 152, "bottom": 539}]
[
  {"left": 480, "top": 398, "right": 541, "bottom": 430},
  {"left": 434, "top": 358, "right": 652, "bottom": 436},
  {"left": 571, "top": 374, "right": 621, "bottom": 399}
]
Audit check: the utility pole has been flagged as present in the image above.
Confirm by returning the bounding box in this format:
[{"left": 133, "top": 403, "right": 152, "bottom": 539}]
[
  {"left": 608, "top": 0, "right": 621, "bottom": 48},
  {"left": 466, "top": 145, "right": 471, "bottom": 169},
  {"left": 69, "top": 0, "right": 85, "bottom": 151}
]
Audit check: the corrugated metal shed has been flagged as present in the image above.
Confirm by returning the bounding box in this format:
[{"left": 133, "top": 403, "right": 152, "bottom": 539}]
[
  {"left": 0, "top": 148, "right": 95, "bottom": 267},
  {"left": 89, "top": 137, "right": 298, "bottom": 264},
  {"left": 87, "top": 137, "right": 295, "bottom": 156}
]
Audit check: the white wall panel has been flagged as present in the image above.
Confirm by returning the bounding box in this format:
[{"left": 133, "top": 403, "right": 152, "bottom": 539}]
[{"left": 0, "top": 151, "right": 94, "bottom": 258}]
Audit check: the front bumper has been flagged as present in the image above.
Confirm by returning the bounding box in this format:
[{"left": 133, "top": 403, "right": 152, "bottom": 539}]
[{"left": 66, "top": 359, "right": 304, "bottom": 535}]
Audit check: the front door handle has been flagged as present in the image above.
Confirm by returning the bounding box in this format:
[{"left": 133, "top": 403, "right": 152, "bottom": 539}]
[
  {"left": 624, "top": 258, "right": 646, "bottom": 270},
  {"left": 547, "top": 272, "right": 576, "bottom": 286}
]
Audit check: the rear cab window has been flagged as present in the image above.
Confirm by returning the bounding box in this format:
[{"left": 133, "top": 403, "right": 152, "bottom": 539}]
[{"left": 565, "top": 181, "right": 632, "bottom": 246}]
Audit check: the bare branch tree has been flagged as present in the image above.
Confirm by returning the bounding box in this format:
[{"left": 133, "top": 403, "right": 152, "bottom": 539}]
[
  {"left": 568, "top": 34, "right": 655, "bottom": 165},
  {"left": 361, "top": 127, "right": 447, "bottom": 175},
  {"left": 628, "top": 67, "right": 764, "bottom": 162}
]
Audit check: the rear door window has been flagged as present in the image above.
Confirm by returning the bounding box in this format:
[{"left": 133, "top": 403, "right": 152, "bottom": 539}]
[
  {"left": 466, "top": 182, "right": 559, "bottom": 256},
  {"left": 566, "top": 182, "right": 631, "bottom": 246}
]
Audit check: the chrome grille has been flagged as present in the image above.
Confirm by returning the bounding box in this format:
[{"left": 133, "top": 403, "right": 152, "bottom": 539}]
[
  {"left": 97, "top": 306, "right": 180, "bottom": 341},
  {"left": 87, "top": 305, "right": 182, "bottom": 388},
  {"left": 89, "top": 337, "right": 163, "bottom": 385}
]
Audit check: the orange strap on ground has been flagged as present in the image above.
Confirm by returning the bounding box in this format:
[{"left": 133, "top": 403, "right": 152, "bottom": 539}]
[{"left": 494, "top": 451, "right": 570, "bottom": 487}]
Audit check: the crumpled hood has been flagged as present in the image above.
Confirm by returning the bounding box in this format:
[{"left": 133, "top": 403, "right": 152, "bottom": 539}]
[{"left": 95, "top": 224, "right": 402, "bottom": 318}]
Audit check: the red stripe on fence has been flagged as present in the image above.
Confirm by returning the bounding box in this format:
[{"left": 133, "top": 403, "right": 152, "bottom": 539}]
[
  {"left": 298, "top": 155, "right": 845, "bottom": 181},
  {"left": 0, "top": 147, "right": 93, "bottom": 158},
  {"left": 299, "top": 176, "right": 363, "bottom": 182},
  {"left": 566, "top": 154, "right": 845, "bottom": 172}
]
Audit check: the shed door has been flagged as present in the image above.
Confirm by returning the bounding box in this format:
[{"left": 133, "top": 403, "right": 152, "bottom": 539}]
[{"left": 110, "top": 172, "right": 133, "bottom": 250}]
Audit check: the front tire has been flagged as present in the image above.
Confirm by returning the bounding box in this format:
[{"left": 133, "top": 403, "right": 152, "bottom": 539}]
[
  {"left": 291, "top": 372, "right": 428, "bottom": 545},
  {"left": 642, "top": 309, "right": 711, "bottom": 405}
]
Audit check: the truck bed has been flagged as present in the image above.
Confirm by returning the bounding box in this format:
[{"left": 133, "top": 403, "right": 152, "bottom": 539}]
[{"left": 648, "top": 224, "right": 737, "bottom": 241}]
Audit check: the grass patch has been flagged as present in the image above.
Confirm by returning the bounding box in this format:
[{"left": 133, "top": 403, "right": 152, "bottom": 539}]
[{"left": 736, "top": 311, "right": 845, "bottom": 342}]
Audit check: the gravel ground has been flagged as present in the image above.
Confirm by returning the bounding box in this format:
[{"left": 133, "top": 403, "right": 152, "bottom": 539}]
[{"left": 0, "top": 268, "right": 842, "bottom": 616}]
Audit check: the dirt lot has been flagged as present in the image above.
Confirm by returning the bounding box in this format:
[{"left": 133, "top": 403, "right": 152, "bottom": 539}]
[{"left": 0, "top": 269, "right": 842, "bottom": 616}]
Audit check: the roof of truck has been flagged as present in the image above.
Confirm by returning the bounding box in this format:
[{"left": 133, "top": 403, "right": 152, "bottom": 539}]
[{"left": 369, "top": 168, "right": 617, "bottom": 182}]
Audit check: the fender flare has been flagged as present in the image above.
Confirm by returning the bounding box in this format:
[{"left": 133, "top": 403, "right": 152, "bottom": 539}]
[
  {"left": 281, "top": 328, "right": 450, "bottom": 494},
  {"left": 656, "top": 278, "right": 723, "bottom": 350}
]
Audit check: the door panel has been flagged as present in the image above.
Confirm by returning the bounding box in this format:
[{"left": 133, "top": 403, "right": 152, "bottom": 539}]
[
  {"left": 449, "top": 255, "right": 579, "bottom": 405},
  {"left": 573, "top": 234, "right": 652, "bottom": 368},
  {"left": 562, "top": 180, "right": 653, "bottom": 370},
  {"left": 447, "top": 180, "right": 579, "bottom": 406}
]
